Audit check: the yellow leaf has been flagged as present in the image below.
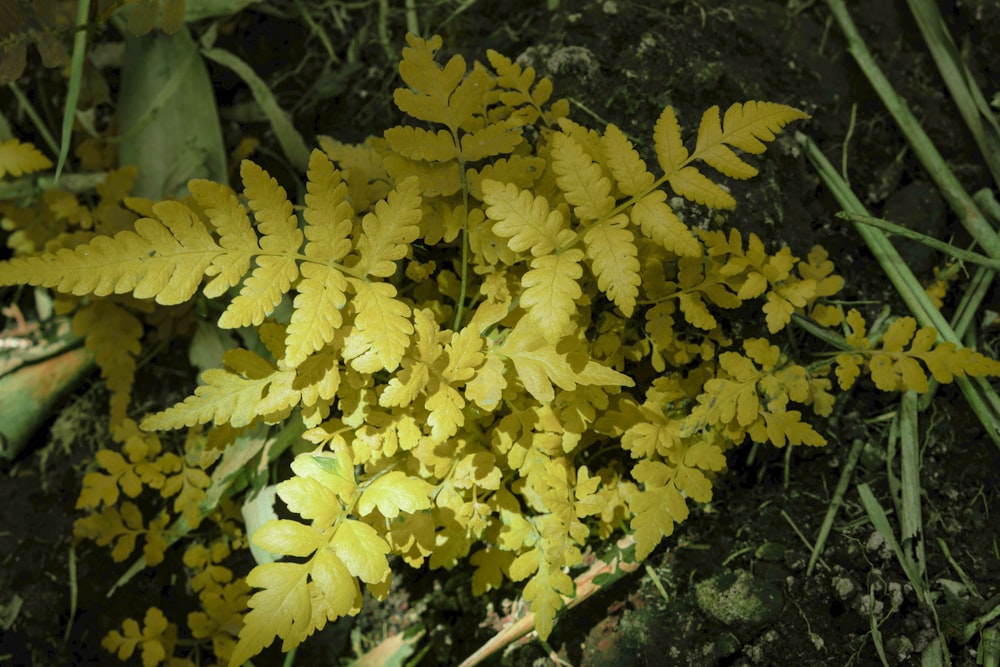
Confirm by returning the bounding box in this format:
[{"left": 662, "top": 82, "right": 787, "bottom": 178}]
[
  {"left": 470, "top": 547, "right": 514, "bottom": 595},
  {"left": 141, "top": 368, "right": 270, "bottom": 430},
  {"left": 695, "top": 105, "right": 759, "bottom": 179},
  {"left": 653, "top": 106, "right": 688, "bottom": 176},
  {"left": 354, "top": 177, "right": 422, "bottom": 278},
  {"left": 73, "top": 299, "right": 142, "bottom": 426},
  {"left": 763, "top": 409, "right": 827, "bottom": 447},
  {"left": 677, "top": 292, "right": 717, "bottom": 330},
  {"left": 384, "top": 126, "right": 458, "bottom": 162},
  {"left": 550, "top": 130, "right": 615, "bottom": 221},
  {"left": 189, "top": 179, "right": 258, "bottom": 299},
  {"left": 0, "top": 206, "right": 220, "bottom": 305},
  {"left": 229, "top": 562, "right": 312, "bottom": 665},
  {"left": 667, "top": 165, "right": 737, "bottom": 209},
  {"left": 465, "top": 354, "right": 508, "bottom": 410},
  {"left": 0, "top": 138, "right": 52, "bottom": 179},
  {"left": 629, "top": 460, "right": 688, "bottom": 560},
  {"left": 346, "top": 279, "right": 413, "bottom": 372},
  {"left": 881, "top": 317, "right": 917, "bottom": 352},
  {"left": 763, "top": 291, "right": 795, "bottom": 333},
  {"left": 844, "top": 309, "right": 869, "bottom": 349},
  {"left": 600, "top": 123, "right": 655, "bottom": 196},
  {"left": 215, "top": 162, "right": 303, "bottom": 328},
  {"left": 521, "top": 250, "right": 585, "bottom": 340},
  {"left": 498, "top": 319, "right": 633, "bottom": 403},
  {"left": 460, "top": 121, "right": 523, "bottom": 162},
  {"left": 252, "top": 519, "right": 326, "bottom": 558},
  {"left": 483, "top": 179, "right": 572, "bottom": 256},
  {"left": 444, "top": 325, "right": 485, "bottom": 383},
  {"left": 277, "top": 476, "right": 343, "bottom": 528},
  {"left": 102, "top": 607, "right": 172, "bottom": 667},
  {"left": 380, "top": 361, "right": 430, "bottom": 408},
  {"left": 835, "top": 353, "right": 864, "bottom": 390},
  {"left": 583, "top": 215, "right": 640, "bottom": 316},
  {"left": 331, "top": 519, "right": 390, "bottom": 584},
  {"left": 357, "top": 471, "right": 433, "bottom": 518},
  {"left": 302, "top": 149, "right": 354, "bottom": 262},
  {"left": 714, "top": 101, "right": 810, "bottom": 154},
  {"left": 630, "top": 190, "right": 702, "bottom": 257},
  {"left": 522, "top": 562, "right": 574, "bottom": 640},
  {"left": 393, "top": 34, "right": 465, "bottom": 127},
  {"left": 425, "top": 384, "right": 466, "bottom": 440},
  {"left": 285, "top": 263, "right": 348, "bottom": 367}
]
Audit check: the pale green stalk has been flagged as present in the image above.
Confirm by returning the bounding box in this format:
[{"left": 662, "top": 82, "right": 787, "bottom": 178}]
[{"left": 826, "top": 0, "right": 1000, "bottom": 261}]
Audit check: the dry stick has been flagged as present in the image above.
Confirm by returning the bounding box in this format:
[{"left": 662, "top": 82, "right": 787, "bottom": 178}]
[
  {"left": 826, "top": 0, "right": 1000, "bottom": 261},
  {"left": 457, "top": 535, "right": 640, "bottom": 667}
]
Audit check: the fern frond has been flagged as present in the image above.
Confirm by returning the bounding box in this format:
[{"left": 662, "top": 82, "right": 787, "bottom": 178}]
[
  {"left": 0, "top": 138, "right": 52, "bottom": 179},
  {"left": 693, "top": 102, "right": 808, "bottom": 179},
  {"left": 600, "top": 124, "right": 655, "bottom": 197},
  {"left": 694, "top": 106, "right": 758, "bottom": 179},
  {"left": 286, "top": 265, "right": 348, "bottom": 368},
  {"left": 217, "top": 162, "right": 303, "bottom": 329},
  {"left": 141, "top": 367, "right": 272, "bottom": 431},
  {"left": 345, "top": 279, "right": 413, "bottom": 373},
  {"left": 583, "top": 217, "right": 640, "bottom": 317},
  {"left": 468, "top": 155, "right": 546, "bottom": 200},
  {"left": 353, "top": 177, "right": 422, "bottom": 278},
  {"left": 666, "top": 166, "right": 737, "bottom": 210},
  {"left": 0, "top": 202, "right": 220, "bottom": 304},
  {"left": 497, "top": 319, "right": 633, "bottom": 403},
  {"left": 302, "top": 147, "right": 355, "bottom": 262},
  {"left": 630, "top": 191, "right": 702, "bottom": 257},
  {"left": 550, "top": 131, "right": 615, "bottom": 222},
  {"left": 394, "top": 34, "right": 467, "bottom": 128},
  {"left": 653, "top": 106, "right": 688, "bottom": 177},
  {"left": 482, "top": 180, "right": 573, "bottom": 256},
  {"left": 384, "top": 126, "right": 458, "bottom": 162},
  {"left": 73, "top": 300, "right": 143, "bottom": 428},
  {"left": 520, "top": 560, "right": 574, "bottom": 640},
  {"left": 188, "top": 179, "right": 259, "bottom": 299},
  {"left": 835, "top": 310, "right": 1000, "bottom": 391},
  {"left": 285, "top": 151, "right": 354, "bottom": 368},
  {"left": 711, "top": 101, "right": 809, "bottom": 155},
  {"left": 521, "top": 250, "right": 585, "bottom": 341},
  {"left": 460, "top": 121, "right": 524, "bottom": 162}
]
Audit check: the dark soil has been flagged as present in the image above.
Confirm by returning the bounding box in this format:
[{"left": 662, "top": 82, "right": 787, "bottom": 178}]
[{"left": 3, "top": 1, "right": 1000, "bottom": 666}]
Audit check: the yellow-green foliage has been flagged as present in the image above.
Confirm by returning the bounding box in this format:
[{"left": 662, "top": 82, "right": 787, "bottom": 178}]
[{"left": 3, "top": 33, "right": 1000, "bottom": 666}]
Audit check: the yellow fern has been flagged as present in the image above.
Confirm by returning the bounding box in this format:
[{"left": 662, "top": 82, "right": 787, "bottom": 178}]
[
  {"left": 653, "top": 101, "right": 808, "bottom": 210},
  {"left": 0, "top": 138, "right": 52, "bottom": 179},
  {"left": 836, "top": 309, "right": 1000, "bottom": 392},
  {"left": 220, "top": 161, "right": 302, "bottom": 328}
]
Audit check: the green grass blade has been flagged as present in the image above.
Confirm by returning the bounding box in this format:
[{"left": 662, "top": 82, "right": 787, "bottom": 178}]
[
  {"left": 798, "top": 131, "right": 1000, "bottom": 449},
  {"left": 906, "top": 0, "right": 1000, "bottom": 189},
  {"left": 806, "top": 437, "right": 864, "bottom": 576},
  {"left": 201, "top": 46, "right": 311, "bottom": 172},
  {"left": 857, "top": 482, "right": 928, "bottom": 605},
  {"left": 897, "top": 391, "right": 926, "bottom": 579},
  {"left": 54, "top": 0, "right": 90, "bottom": 183},
  {"left": 837, "top": 212, "right": 1000, "bottom": 271},
  {"left": 826, "top": 0, "right": 1000, "bottom": 262}
]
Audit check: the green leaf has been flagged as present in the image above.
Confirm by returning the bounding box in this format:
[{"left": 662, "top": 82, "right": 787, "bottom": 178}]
[{"left": 118, "top": 27, "right": 226, "bottom": 198}]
